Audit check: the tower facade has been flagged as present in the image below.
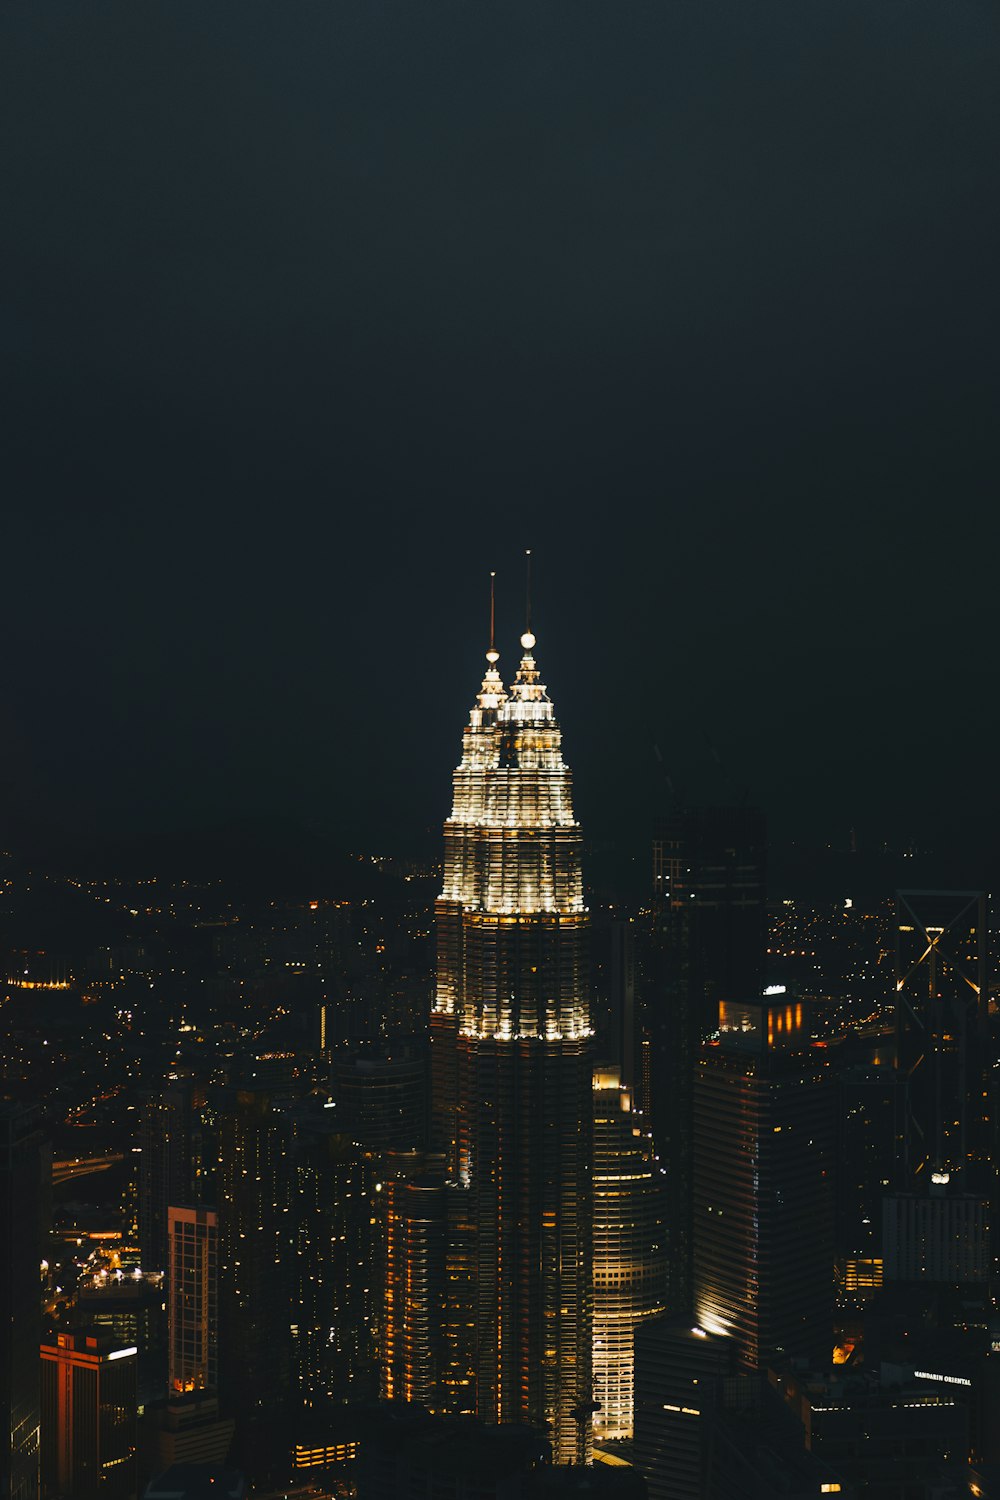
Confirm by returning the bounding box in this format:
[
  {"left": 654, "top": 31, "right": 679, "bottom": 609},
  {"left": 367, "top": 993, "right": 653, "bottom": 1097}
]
[
  {"left": 592, "top": 1070, "right": 666, "bottom": 1441},
  {"left": 1, "top": 1102, "right": 42, "bottom": 1500},
  {"left": 430, "top": 627, "right": 593, "bottom": 1462},
  {"left": 40, "top": 1332, "right": 137, "bottom": 1500},
  {"left": 647, "top": 806, "right": 766, "bottom": 1314},
  {"left": 168, "top": 1206, "right": 218, "bottom": 1395},
  {"left": 894, "top": 889, "right": 989, "bottom": 1187},
  {"left": 692, "top": 997, "right": 834, "bottom": 1370}
]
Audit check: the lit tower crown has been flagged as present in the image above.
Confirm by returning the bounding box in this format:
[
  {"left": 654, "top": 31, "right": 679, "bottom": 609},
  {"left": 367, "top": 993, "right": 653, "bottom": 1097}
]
[{"left": 436, "top": 627, "right": 588, "bottom": 1041}]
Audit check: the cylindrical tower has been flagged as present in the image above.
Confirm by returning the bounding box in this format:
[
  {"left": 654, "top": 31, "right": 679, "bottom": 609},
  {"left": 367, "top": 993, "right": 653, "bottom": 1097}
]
[
  {"left": 592, "top": 1070, "right": 667, "bottom": 1440},
  {"left": 430, "top": 628, "right": 593, "bottom": 1463}
]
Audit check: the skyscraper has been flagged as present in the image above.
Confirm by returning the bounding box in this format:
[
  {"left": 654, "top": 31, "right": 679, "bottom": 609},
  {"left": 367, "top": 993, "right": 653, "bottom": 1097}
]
[
  {"left": 217, "top": 1087, "right": 292, "bottom": 1460},
  {"left": 894, "top": 889, "right": 989, "bottom": 1187},
  {"left": 290, "top": 1115, "right": 376, "bottom": 1408},
  {"left": 592, "top": 1070, "right": 666, "bottom": 1441},
  {"left": 168, "top": 1206, "right": 218, "bottom": 1396},
  {"left": 1, "top": 1102, "right": 43, "bottom": 1500},
  {"left": 647, "top": 806, "right": 766, "bottom": 1314},
  {"left": 140, "top": 1083, "right": 213, "bottom": 1274},
  {"left": 429, "top": 619, "right": 594, "bottom": 1462},
  {"left": 887, "top": 890, "right": 993, "bottom": 1289},
  {"left": 40, "top": 1332, "right": 137, "bottom": 1500},
  {"left": 692, "top": 995, "right": 834, "bottom": 1371}
]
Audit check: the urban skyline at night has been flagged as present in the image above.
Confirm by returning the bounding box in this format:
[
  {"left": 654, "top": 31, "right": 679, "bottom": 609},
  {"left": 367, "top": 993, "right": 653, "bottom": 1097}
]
[{"left": 2, "top": 3, "right": 998, "bottom": 1499}]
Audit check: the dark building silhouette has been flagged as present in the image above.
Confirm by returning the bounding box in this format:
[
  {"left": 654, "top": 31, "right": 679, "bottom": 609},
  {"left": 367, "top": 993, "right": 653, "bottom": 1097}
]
[
  {"left": 216, "top": 1088, "right": 292, "bottom": 1465},
  {"left": 894, "top": 890, "right": 989, "bottom": 1188},
  {"left": 140, "top": 1084, "right": 212, "bottom": 1275},
  {"left": 1, "top": 1101, "right": 43, "bottom": 1500},
  {"left": 834, "top": 1061, "right": 898, "bottom": 1304},
  {"left": 331, "top": 1047, "right": 426, "bottom": 1154},
  {"left": 289, "top": 1112, "right": 376, "bottom": 1408},
  {"left": 888, "top": 890, "right": 994, "bottom": 1290},
  {"left": 647, "top": 806, "right": 766, "bottom": 1313},
  {"left": 40, "top": 1331, "right": 137, "bottom": 1500},
  {"left": 147, "top": 1393, "right": 235, "bottom": 1476},
  {"left": 633, "top": 1321, "right": 841, "bottom": 1500},
  {"left": 356, "top": 1407, "right": 550, "bottom": 1500},
  {"left": 779, "top": 1361, "right": 968, "bottom": 1498},
  {"left": 692, "top": 996, "right": 834, "bottom": 1370},
  {"left": 143, "top": 1462, "right": 245, "bottom": 1500},
  {"left": 633, "top": 1318, "right": 735, "bottom": 1500}
]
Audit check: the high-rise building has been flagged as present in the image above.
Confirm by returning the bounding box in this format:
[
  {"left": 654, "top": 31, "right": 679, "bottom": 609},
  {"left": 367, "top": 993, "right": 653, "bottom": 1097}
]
[
  {"left": 290, "top": 1114, "right": 376, "bottom": 1408},
  {"left": 168, "top": 1207, "right": 218, "bottom": 1396},
  {"left": 377, "top": 1148, "right": 475, "bottom": 1417},
  {"left": 633, "top": 1318, "right": 735, "bottom": 1500},
  {"left": 77, "top": 1272, "right": 165, "bottom": 1407},
  {"left": 692, "top": 996, "right": 834, "bottom": 1371},
  {"left": 382, "top": 1173, "right": 449, "bottom": 1408},
  {"left": 429, "top": 624, "right": 594, "bottom": 1462},
  {"left": 889, "top": 890, "right": 994, "bottom": 1290},
  {"left": 140, "top": 1084, "right": 212, "bottom": 1275},
  {"left": 834, "top": 1061, "right": 898, "bottom": 1302},
  {"left": 1, "top": 1101, "right": 43, "bottom": 1500},
  {"left": 592, "top": 1070, "right": 666, "bottom": 1441},
  {"left": 332, "top": 1048, "right": 427, "bottom": 1155},
  {"left": 40, "top": 1331, "right": 137, "bottom": 1500},
  {"left": 895, "top": 890, "right": 990, "bottom": 1186},
  {"left": 647, "top": 806, "right": 766, "bottom": 1314},
  {"left": 217, "top": 1088, "right": 292, "bottom": 1458}
]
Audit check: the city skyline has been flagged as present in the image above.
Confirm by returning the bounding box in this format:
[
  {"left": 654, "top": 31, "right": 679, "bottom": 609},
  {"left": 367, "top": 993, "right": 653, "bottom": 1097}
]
[{"left": 1, "top": 2, "right": 996, "bottom": 1496}]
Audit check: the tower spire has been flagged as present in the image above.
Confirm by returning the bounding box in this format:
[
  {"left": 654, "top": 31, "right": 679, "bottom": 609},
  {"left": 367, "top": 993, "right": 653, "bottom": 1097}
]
[
  {"left": 487, "top": 571, "right": 499, "bottom": 665},
  {"left": 522, "top": 549, "right": 535, "bottom": 650}
]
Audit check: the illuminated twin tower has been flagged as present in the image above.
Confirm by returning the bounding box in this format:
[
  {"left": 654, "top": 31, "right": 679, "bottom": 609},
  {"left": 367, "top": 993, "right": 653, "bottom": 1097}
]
[{"left": 430, "top": 604, "right": 594, "bottom": 1462}]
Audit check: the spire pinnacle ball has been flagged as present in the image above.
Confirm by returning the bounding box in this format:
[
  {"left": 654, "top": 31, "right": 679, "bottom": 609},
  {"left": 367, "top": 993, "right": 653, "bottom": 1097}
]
[
  {"left": 520, "top": 631, "right": 536, "bottom": 650},
  {"left": 486, "top": 649, "right": 500, "bottom": 664}
]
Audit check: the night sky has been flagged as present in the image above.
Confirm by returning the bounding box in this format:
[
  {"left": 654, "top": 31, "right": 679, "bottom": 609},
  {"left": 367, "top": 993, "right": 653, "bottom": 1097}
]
[{"left": 2, "top": 1, "right": 997, "bottom": 865}]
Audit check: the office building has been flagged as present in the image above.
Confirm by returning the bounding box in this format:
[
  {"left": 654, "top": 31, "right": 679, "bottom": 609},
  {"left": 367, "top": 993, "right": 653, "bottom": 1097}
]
[
  {"left": 140, "top": 1085, "right": 212, "bottom": 1275},
  {"left": 883, "top": 1188, "right": 991, "bottom": 1284},
  {"left": 1, "top": 1102, "right": 43, "bottom": 1500},
  {"left": 216, "top": 1088, "right": 292, "bottom": 1454},
  {"left": 891, "top": 891, "right": 994, "bottom": 1293},
  {"left": 895, "top": 890, "right": 989, "bottom": 1188},
  {"left": 429, "top": 622, "right": 593, "bottom": 1462},
  {"left": 381, "top": 1172, "right": 448, "bottom": 1408},
  {"left": 835, "top": 1062, "right": 898, "bottom": 1303},
  {"left": 378, "top": 1150, "right": 474, "bottom": 1416},
  {"left": 78, "top": 1272, "right": 165, "bottom": 1407},
  {"left": 356, "top": 1407, "right": 550, "bottom": 1500},
  {"left": 40, "top": 1331, "right": 137, "bottom": 1500},
  {"left": 290, "top": 1115, "right": 375, "bottom": 1407},
  {"left": 167, "top": 1208, "right": 218, "bottom": 1397},
  {"left": 592, "top": 1070, "right": 666, "bottom": 1440},
  {"left": 779, "top": 1362, "right": 968, "bottom": 1496},
  {"left": 648, "top": 806, "right": 766, "bottom": 1313},
  {"left": 633, "top": 1318, "right": 735, "bottom": 1500},
  {"left": 143, "top": 1463, "right": 245, "bottom": 1500},
  {"left": 148, "top": 1393, "right": 235, "bottom": 1474},
  {"left": 693, "top": 996, "right": 834, "bottom": 1370},
  {"left": 331, "top": 1048, "right": 426, "bottom": 1154}
]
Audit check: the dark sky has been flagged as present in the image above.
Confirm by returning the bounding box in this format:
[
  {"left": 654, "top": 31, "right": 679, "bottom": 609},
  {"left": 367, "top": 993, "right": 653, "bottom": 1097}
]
[{"left": 2, "top": 0, "right": 997, "bottom": 863}]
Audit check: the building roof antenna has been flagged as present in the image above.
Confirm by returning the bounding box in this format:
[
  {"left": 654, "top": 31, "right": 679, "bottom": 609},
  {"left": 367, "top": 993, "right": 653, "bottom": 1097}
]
[
  {"left": 521, "top": 549, "right": 536, "bottom": 650},
  {"left": 487, "top": 571, "right": 499, "bottom": 665}
]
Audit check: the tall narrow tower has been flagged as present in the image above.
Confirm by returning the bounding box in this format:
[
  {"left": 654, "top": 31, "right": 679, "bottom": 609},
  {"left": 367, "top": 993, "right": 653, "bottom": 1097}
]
[{"left": 430, "top": 607, "right": 594, "bottom": 1463}]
